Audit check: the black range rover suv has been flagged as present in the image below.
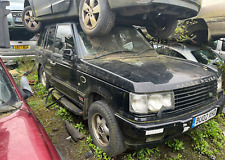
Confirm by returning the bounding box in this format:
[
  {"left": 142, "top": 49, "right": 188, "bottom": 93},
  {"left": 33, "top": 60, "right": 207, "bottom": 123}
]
[{"left": 36, "top": 22, "right": 225, "bottom": 156}]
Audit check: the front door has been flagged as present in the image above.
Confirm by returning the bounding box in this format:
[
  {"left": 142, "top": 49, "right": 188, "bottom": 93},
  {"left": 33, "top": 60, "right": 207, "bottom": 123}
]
[
  {"left": 42, "top": 25, "right": 56, "bottom": 81},
  {"left": 51, "top": 23, "right": 78, "bottom": 100}
]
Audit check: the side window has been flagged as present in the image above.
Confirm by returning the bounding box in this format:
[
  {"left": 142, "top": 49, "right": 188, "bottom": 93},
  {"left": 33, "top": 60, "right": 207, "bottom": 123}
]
[
  {"left": 37, "top": 28, "right": 47, "bottom": 47},
  {"left": 158, "top": 47, "right": 170, "bottom": 55},
  {"left": 44, "top": 26, "right": 56, "bottom": 51},
  {"left": 156, "top": 47, "right": 166, "bottom": 55},
  {"left": 211, "top": 40, "right": 218, "bottom": 50},
  {"left": 170, "top": 50, "right": 186, "bottom": 59},
  {"left": 54, "top": 24, "right": 74, "bottom": 55},
  {"left": 222, "top": 41, "right": 225, "bottom": 51}
]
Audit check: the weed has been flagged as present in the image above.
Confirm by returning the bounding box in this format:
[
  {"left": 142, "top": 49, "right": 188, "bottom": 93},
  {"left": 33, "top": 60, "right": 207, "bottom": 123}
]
[
  {"left": 189, "top": 127, "right": 213, "bottom": 156},
  {"left": 75, "top": 122, "right": 84, "bottom": 131},
  {"left": 188, "top": 118, "right": 225, "bottom": 158},
  {"left": 166, "top": 139, "right": 184, "bottom": 152},
  {"left": 86, "top": 135, "right": 92, "bottom": 144},
  {"left": 86, "top": 135, "right": 112, "bottom": 160},
  {"left": 123, "top": 154, "right": 134, "bottom": 160},
  {"left": 56, "top": 107, "right": 73, "bottom": 122},
  {"left": 168, "top": 153, "right": 183, "bottom": 160},
  {"left": 133, "top": 148, "right": 154, "bottom": 160},
  {"left": 33, "top": 80, "right": 48, "bottom": 97},
  {"left": 28, "top": 101, "right": 40, "bottom": 108}
]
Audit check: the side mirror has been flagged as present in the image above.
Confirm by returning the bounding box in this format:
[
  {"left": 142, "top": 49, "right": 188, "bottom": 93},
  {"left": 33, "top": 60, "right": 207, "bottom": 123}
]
[
  {"left": 20, "top": 76, "right": 33, "bottom": 99},
  {"left": 63, "top": 49, "right": 73, "bottom": 61}
]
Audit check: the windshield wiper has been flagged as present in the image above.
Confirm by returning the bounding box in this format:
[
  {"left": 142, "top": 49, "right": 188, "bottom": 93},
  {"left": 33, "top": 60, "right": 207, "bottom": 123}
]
[
  {"left": 94, "top": 50, "right": 136, "bottom": 59},
  {"left": 0, "top": 98, "right": 22, "bottom": 113},
  {"left": 136, "top": 48, "right": 153, "bottom": 56}
]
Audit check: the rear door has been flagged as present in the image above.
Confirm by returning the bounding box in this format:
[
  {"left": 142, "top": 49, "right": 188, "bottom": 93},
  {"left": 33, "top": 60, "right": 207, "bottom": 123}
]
[{"left": 32, "top": 0, "right": 53, "bottom": 16}]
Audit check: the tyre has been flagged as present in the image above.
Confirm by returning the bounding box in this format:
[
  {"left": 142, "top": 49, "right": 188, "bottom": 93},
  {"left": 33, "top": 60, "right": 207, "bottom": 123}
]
[
  {"left": 79, "top": 0, "right": 115, "bottom": 36},
  {"left": 22, "top": 6, "right": 42, "bottom": 33},
  {"left": 39, "top": 65, "right": 50, "bottom": 89},
  {"left": 146, "top": 15, "right": 178, "bottom": 39},
  {"left": 88, "top": 100, "right": 126, "bottom": 156}
]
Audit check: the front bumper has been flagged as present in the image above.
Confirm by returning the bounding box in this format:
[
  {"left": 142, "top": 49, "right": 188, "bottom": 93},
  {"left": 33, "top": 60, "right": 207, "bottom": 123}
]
[{"left": 115, "top": 93, "right": 225, "bottom": 149}]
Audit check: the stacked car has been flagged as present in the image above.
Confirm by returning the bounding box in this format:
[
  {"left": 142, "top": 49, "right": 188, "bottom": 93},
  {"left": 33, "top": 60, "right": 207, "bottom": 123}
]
[{"left": 22, "top": 0, "right": 201, "bottom": 38}]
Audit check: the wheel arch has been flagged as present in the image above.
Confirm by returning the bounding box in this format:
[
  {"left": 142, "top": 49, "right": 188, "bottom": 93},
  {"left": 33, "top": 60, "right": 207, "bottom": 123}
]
[
  {"left": 185, "top": 18, "right": 211, "bottom": 43},
  {"left": 186, "top": 18, "right": 208, "bottom": 33},
  {"left": 83, "top": 87, "right": 114, "bottom": 120}
]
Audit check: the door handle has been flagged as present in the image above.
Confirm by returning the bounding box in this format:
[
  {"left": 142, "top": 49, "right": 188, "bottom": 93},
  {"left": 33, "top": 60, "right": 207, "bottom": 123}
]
[{"left": 49, "top": 59, "right": 56, "bottom": 66}]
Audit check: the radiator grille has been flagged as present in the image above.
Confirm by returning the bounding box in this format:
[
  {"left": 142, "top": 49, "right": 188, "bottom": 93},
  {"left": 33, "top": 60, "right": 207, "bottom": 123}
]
[{"left": 174, "top": 80, "right": 217, "bottom": 109}]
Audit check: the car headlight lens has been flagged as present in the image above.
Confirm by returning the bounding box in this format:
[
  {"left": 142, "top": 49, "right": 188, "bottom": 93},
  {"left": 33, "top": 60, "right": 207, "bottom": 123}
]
[
  {"left": 217, "top": 76, "right": 222, "bottom": 92},
  {"left": 130, "top": 92, "right": 175, "bottom": 114},
  {"left": 129, "top": 94, "right": 148, "bottom": 114}
]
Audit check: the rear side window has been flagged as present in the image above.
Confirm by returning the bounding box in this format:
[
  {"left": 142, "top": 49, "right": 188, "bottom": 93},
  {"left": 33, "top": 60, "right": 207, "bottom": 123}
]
[
  {"left": 191, "top": 49, "right": 217, "bottom": 65},
  {"left": 44, "top": 26, "right": 56, "bottom": 51},
  {"left": 54, "top": 24, "right": 75, "bottom": 55},
  {"left": 170, "top": 50, "right": 186, "bottom": 59},
  {"left": 37, "top": 28, "right": 47, "bottom": 47},
  {"left": 211, "top": 40, "right": 218, "bottom": 50}
]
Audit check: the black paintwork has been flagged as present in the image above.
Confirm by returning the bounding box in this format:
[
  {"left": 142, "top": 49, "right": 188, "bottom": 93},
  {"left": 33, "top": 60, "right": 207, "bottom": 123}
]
[
  {"left": 36, "top": 22, "right": 225, "bottom": 148},
  {"left": 82, "top": 55, "right": 217, "bottom": 93}
]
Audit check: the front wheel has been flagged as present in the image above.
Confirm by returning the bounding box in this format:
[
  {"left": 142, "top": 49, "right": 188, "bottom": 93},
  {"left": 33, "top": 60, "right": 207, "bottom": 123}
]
[
  {"left": 79, "top": 0, "right": 115, "bottom": 36},
  {"left": 88, "top": 100, "right": 126, "bottom": 156},
  {"left": 146, "top": 14, "right": 178, "bottom": 39},
  {"left": 22, "top": 6, "right": 42, "bottom": 33}
]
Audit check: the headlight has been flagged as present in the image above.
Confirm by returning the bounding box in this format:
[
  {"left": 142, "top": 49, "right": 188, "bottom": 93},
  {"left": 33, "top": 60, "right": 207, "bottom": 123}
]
[
  {"left": 129, "top": 92, "right": 175, "bottom": 114},
  {"left": 217, "top": 76, "right": 222, "bottom": 92}
]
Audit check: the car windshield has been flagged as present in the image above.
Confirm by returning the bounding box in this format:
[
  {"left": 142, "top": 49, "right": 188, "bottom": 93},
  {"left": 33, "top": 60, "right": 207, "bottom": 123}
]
[
  {"left": 191, "top": 48, "right": 222, "bottom": 65},
  {"left": 78, "top": 26, "right": 155, "bottom": 59},
  {"left": 0, "top": 64, "right": 21, "bottom": 114}
]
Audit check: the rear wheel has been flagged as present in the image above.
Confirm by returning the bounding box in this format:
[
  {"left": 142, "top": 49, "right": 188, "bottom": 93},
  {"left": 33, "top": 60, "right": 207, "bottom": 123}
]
[
  {"left": 22, "top": 6, "right": 42, "bottom": 33},
  {"left": 88, "top": 100, "right": 126, "bottom": 156},
  {"left": 39, "top": 65, "right": 50, "bottom": 89},
  {"left": 146, "top": 14, "right": 178, "bottom": 39},
  {"left": 79, "top": 0, "right": 115, "bottom": 36}
]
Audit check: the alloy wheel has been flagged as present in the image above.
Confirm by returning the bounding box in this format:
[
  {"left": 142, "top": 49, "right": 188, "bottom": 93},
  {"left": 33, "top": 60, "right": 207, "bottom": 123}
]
[{"left": 81, "top": 0, "right": 100, "bottom": 29}]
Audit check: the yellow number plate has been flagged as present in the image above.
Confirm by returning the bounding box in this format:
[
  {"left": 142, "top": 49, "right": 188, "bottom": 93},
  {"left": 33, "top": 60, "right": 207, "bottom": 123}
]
[{"left": 13, "top": 45, "right": 29, "bottom": 50}]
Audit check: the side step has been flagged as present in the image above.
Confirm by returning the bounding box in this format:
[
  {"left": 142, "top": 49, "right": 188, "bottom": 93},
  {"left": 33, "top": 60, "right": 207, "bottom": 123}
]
[{"left": 52, "top": 90, "right": 83, "bottom": 116}]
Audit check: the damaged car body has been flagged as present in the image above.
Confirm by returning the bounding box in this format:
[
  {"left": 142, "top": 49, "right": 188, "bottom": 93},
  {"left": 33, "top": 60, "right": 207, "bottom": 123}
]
[
  {"left": 36, "top": 22, "right": 225, "bottom": 156},
  {"left": 0, "top": 58, "right": 62, "bottom": 160},
  {"left": 23, "top": 0, "right": 201, "bottom": 38}
]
